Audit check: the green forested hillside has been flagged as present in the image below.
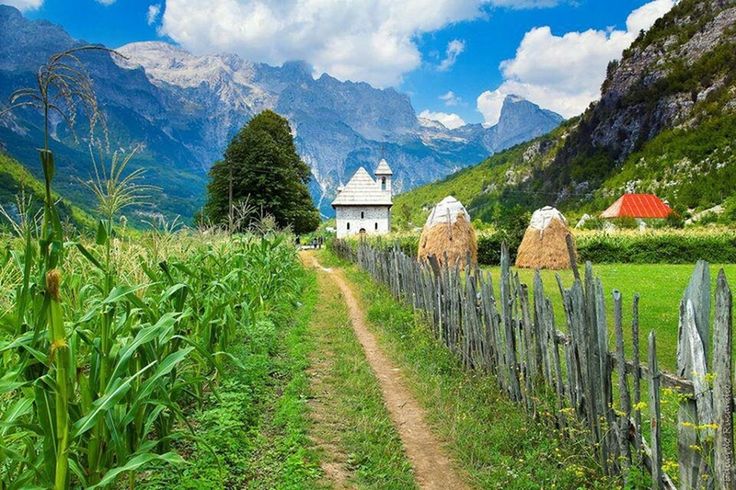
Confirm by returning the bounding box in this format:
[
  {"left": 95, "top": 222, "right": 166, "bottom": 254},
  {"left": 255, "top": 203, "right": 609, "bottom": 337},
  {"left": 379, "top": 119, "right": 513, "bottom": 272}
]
[
  {"left": 393, "top": 122, "right": 573, "bottom": 228},
  {"left": 594, "top": 113, "right": 736, "bottom": 215},
  {"left": 0, "top": 152, "right": 92, "bottom": 229},
  {"left": 396, "top": 0, "right": 736, "bottom": 228},
  {"left": 396, "top": 112, "right": 736, "bottom": 229}
]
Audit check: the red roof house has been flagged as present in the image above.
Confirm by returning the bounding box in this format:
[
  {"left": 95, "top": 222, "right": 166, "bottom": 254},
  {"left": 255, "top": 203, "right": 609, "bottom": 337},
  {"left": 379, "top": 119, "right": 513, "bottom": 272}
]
[{"left": 600, "top": 193, "right": 672, "bottom": 219}]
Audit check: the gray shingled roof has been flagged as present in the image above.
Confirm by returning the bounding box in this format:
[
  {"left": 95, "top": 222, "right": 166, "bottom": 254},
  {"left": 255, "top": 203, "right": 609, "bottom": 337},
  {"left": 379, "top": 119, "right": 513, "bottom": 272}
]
[
  {"left": 331, "top": 167, "right": 392, "bottom": 207},
  {"left": 375, "top": 158, "right": 393, "bottom": 175}
]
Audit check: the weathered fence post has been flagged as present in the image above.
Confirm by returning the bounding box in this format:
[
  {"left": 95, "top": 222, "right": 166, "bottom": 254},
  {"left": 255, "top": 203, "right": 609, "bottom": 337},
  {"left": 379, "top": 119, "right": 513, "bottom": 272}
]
[
  {"left": 713, "top": 270, "right": 735, "bottom": 489},
  {"left": 533, "top": 272, "right": 547, "bottom": 384},
  {"left": 614, "top": 290, "right": 632, "bottom": 474},
  {"left": 500, "top": 243, "right": 522, "bottom": 402},
  {"left": 519, "top": 284, "right": 535, "bottom": 413},
  {"left": 631, "top": 294, "right": 643, "bottom": 464},
  {"left": 677, "top": 261, "right": 714, "bottom": 489},
  {"left": 546, "top": 297, "right": 567, "bottom": 429},
  {"left": 649, "top": 331, "right": 663, "bottom": 490}
]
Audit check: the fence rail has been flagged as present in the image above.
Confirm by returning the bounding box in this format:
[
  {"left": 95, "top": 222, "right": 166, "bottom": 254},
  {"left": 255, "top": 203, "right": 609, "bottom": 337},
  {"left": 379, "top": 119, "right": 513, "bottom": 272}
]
[{"left": 331, "top": 238, "right": 735, "bottom": 489}]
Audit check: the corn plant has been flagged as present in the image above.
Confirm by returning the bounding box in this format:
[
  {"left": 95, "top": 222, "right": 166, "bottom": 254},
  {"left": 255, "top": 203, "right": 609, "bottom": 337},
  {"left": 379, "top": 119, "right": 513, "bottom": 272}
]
[
  {"left": 0, "top": 45, "right": 105, "bottom": 489},
  {"left": 0, "top": 48, "right": 191, "bottom": 489},
  {"left": 0, "top": 48, "right": 305, "bottom": 490}
]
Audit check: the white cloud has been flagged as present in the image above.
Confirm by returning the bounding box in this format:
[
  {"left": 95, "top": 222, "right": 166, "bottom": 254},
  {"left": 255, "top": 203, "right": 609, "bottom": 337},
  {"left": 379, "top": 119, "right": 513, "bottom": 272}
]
[
  {"left": 492, "top": 0, "right": 560, "bottom": 7},
  {"left": 626, "top": 0, "right": 676, "bottom": 33},
  {"left": 147, "top": 3, "right": 161, "bottom": 26},
  {"left": 419, "top": 109, "right": 466, "bottom": 129},
  {"left": 95, "top": 0, "right": 116, "bottom": 4},
  {"left": 160, "top": 0, "right": 561, "bottom": 88},
  {"left": 476, "top": 0, "right": 675, "bottom": 123},
  {"left": 1, "top": 0, "right": 43, "bottom": 10},
  {"left": 476, "top": 89, "right": 506, "bottom": 126},
  {"left": 439, "top": 90, "right": 461, "bottom": 106},
  {"left": 437, "top": 39, "right": 465, "bottom": 71}
]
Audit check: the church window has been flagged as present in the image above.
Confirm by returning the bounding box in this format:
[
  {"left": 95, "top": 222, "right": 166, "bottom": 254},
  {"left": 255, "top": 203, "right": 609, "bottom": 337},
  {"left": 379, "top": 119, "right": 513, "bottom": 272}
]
[
  {"left": 361, "top": 211, "right": 365, "bottom": 219},
  {"left": 347, "top": 222, "right": 350, "bottom": 230},
  {"left": 375, "top": 222, "right": 378, "bottom": 230},
  {"left": 381, "top": 177, "right": 386, "bottom": 191}
]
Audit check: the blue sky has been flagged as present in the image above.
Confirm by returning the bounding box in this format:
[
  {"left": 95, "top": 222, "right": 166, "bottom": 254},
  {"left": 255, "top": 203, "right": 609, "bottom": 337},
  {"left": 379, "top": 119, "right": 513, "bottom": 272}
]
[
  {"left": 7, "top": 0, "right": 675, "bottom": 127},
  {"left": 405, "top": 1, "right": 657, "bottom": 123}
]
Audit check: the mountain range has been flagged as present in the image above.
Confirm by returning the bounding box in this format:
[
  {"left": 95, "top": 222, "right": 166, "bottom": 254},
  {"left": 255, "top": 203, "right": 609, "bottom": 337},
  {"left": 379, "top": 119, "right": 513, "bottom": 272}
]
[
  {"left": 0, "top": 5, "right": 562, "bottom": 221},
  {"left": 396, "top": 0, "right": 736, "bottom": 227}
]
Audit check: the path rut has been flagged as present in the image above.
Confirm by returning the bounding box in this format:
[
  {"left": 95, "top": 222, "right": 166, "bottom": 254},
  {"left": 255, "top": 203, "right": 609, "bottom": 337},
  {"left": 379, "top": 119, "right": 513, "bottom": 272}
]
[{"left": 303, "top": 252, "right": 468, "bottom": 490}]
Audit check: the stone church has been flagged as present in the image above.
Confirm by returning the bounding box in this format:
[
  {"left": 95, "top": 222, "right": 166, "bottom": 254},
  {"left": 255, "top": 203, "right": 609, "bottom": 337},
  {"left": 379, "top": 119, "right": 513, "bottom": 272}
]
[{"left": 331, "top": 159, "right": 393, "bottom": 239}]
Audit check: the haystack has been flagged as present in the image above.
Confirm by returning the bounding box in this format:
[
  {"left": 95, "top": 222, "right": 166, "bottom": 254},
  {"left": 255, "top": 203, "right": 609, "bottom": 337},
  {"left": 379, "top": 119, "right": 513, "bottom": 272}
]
[
  {"left": 418, "top": 196, "right": 477, "bottom": 268},
  {"left": 515, "top": 206, "right": 576, "bottom": 270}
]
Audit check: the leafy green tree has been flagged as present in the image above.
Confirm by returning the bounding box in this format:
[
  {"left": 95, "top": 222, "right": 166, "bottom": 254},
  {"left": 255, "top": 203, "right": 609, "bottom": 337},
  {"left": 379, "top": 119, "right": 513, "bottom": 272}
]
[{"left": 204, "top": 110, "right": 320, "bottom": 234}]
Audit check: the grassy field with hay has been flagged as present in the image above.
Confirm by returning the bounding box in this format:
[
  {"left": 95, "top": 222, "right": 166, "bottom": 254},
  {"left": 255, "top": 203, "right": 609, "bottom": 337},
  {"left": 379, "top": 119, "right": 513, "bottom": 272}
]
[
  {"left": 485, "top": 262, "right": 736, "bottom": 372},
  {"left": 337, "top": 229, "right": 736, "bottom": 369},
  {"left": 482, "top": 261, "right": 736, "bottom": 486}
]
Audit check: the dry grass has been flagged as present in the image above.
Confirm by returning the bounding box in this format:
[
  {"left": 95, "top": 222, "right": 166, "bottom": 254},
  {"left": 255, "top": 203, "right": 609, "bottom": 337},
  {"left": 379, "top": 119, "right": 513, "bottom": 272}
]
[
  {"left": 515, "top": 218, "right": 576, "bottom": 270},
  {"left": 417, "top": 214, "right": 478, "bottom": 268}
]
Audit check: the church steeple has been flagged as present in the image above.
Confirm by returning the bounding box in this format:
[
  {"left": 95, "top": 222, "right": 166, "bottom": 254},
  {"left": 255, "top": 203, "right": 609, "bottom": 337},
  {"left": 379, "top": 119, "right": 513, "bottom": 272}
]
[{"left": 375, "top": 159, "right": 392, "bottom": 195}]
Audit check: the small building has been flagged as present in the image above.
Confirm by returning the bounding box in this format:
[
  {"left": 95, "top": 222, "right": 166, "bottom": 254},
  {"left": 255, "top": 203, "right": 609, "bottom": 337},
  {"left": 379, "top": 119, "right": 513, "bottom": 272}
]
[
  {"left": 331, "top": 159, "right": 393, "bottom": 239},
  {"left": 600, "top": 193, "right": 672, "bottom": 219}
]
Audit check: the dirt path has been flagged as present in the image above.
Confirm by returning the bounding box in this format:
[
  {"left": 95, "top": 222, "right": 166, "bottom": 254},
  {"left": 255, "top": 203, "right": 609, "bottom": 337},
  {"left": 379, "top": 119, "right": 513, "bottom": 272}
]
[{"left": 303, "top": 251, "right": 468, "bottom": 490}]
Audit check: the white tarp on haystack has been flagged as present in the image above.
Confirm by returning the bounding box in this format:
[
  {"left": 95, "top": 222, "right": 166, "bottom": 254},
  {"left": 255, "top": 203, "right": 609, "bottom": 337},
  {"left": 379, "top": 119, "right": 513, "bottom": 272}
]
[
  {"left": 529, "top": 206, "right": 567, "bottom": 231},
  {"left": 425, "top": 196, "right": 471, "bottom": 228}
]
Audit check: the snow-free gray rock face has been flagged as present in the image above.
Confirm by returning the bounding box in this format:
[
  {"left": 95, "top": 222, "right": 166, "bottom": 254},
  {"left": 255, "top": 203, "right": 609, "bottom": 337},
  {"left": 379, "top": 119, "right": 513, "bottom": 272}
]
[
  {"left": 0, "top": 5, "right": 563, "bottom": 219},
  {"left": 491, "top": 96, "right": 563, "bottom": 150},
  {"left": 581, "top": 0, "right": 736, "bottom": 162}
]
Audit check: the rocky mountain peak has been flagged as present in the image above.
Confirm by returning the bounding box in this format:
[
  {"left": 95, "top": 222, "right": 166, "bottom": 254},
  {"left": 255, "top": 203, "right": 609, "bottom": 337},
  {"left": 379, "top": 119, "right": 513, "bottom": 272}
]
[
  {"left": 116, "top": 41, "right": 258, "bottom": 89},
  {"left": 587, "top": 0, "right": 736, "bottom": 160},
  {"left": 492, "top": 95, "right": 564, "bottom": 149}
]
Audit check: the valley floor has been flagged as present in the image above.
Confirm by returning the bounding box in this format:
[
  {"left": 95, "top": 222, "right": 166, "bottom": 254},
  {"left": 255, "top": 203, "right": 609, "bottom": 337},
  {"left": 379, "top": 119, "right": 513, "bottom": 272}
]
[
  {"left": 143, "top": 247, "right": 619, "bottom": 489},
  {"left": 301, "top": 250, "right": 618, "bottom": 489}
]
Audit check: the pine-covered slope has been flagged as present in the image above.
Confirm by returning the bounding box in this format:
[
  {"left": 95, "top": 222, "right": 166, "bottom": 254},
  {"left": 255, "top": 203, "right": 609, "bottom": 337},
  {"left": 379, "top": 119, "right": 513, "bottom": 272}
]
[{"left": 397, "top": 0, "right": 736, "bottom": 227}]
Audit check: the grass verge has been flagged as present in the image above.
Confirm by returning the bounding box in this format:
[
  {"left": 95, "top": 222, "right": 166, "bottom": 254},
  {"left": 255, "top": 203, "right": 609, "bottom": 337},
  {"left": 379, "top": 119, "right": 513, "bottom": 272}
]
[
  {"left": 140, "top": 271, "right": 322, "bottom": 488},
  {"left": 320, "top": 250, "right": 620, "bottom": 489}
]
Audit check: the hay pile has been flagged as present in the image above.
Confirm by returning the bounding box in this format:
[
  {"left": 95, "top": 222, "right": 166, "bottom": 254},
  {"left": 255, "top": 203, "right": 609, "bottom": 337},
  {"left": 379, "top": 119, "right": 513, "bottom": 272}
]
[
  {"left": 418, "top": 196, "right": 477, "bottom": 268},
  {"left": 515, "top": 206, "right": 576, "bottom": 270}
]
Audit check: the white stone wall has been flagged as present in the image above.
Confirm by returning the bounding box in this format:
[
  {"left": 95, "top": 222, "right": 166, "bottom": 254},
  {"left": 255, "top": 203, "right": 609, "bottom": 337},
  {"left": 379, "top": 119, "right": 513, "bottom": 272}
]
[{"left": 335, "top": 206, "right": 391, "bottom": 238}]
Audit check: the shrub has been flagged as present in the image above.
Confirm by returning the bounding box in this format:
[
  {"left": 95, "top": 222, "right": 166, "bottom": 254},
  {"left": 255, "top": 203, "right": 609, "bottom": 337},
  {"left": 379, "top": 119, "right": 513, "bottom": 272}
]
[
  {"left": 611, "top": 217, "right": 639, "bottom": 229},
  {"left": 721, "top": 195, "right": 736, "bottom": 223},
  {"left": 579, "top": 217, "right": 604, "bottom": 230},
  {"left": 576, "top": 229, "right": 736, "bottom": 264}
]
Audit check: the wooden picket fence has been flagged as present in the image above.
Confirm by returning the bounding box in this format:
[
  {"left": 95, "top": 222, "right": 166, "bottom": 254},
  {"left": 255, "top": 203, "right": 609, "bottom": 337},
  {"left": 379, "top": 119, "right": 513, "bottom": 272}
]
[{"left": 330, "top": 238, "right": 735, "bottom": 489}]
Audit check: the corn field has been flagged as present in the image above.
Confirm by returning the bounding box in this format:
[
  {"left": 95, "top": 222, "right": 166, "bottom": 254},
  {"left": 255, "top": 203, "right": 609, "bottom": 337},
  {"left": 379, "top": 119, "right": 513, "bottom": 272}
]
[
  {"left": 0, "top": 224, "right": 302, "bottom": 488},
  {"left": 0, "top": 46, "right": 308, "bottom": 489}
]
